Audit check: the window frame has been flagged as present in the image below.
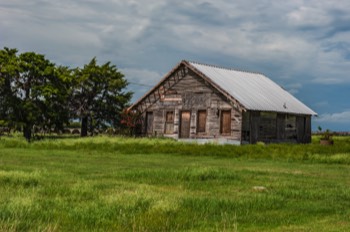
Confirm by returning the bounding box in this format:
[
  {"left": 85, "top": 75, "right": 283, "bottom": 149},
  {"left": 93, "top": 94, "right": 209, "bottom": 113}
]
[{"left": 164, "top": 111, "right": 174, "bottom": 134}]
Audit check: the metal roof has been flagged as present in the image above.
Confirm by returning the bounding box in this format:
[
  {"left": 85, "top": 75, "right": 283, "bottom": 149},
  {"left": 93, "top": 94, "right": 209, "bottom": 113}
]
[{"left": 188, "top": 61, "right": 317, "bottom": 115}]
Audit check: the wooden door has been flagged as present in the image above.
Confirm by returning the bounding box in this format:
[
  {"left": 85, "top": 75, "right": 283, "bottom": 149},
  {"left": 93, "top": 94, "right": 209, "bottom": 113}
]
[
  {"left": 197, "top": 110, "right": 207, "bottom": 133},
  {"left": 220, "top": 110, "right": 231, "bottom": 135},
  {"left": 180, "top": 111, "right": 191, "bottom": 138},
  {"left": 164, "top": 111, "right": 174, "bottom": 134},
  {"left": 145, "top": 112, "right": 153, "bottom": 135}
]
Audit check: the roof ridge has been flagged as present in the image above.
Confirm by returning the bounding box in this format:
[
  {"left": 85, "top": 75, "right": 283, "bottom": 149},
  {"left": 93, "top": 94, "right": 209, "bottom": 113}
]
[{"left": 186, "top": 60, "right": 264, "bottom": 76}]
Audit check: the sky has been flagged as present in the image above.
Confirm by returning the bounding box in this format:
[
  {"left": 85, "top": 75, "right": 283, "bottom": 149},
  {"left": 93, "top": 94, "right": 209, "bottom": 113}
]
[{"left": 1, "top": 0, "right": 350, "bottom": 131}]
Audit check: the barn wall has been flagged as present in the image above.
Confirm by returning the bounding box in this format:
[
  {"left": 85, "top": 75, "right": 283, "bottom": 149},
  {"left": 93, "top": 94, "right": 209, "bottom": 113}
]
[
  {"left": 276, "top": 114, "right": 286, "bottom": 140},
  {"left": 296, "top": 115, "right": 312, "bottom": 143},
  {"left": 135, "top": 66, "right": 312, "bottom": 144},
  {"left": 250, "top": 111, "right": 260, "bottom": 144},
  {"left": 244, "top": 111, "right": 311, "bottom": 144},
  {"left": 138, "top": 70, "right": 242, "bottom": 142}
]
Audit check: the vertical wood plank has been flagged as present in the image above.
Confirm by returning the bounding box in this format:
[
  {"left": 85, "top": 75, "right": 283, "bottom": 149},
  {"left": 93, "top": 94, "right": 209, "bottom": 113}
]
[
  {"left": 276, "top": 114, "right": 286, "bottom": 140},
  {"left": 220, "top": 110, "right": 231, "bottom": 135},
  {"left": 180, "top": 111, "right": 191, "bottom": 138},
  {"left": 250, "top": 111, "right": 260, "bottom": 144}
]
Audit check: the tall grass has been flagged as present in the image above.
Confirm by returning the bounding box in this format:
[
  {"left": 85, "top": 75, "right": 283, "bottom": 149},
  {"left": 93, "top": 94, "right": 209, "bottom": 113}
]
[
  {"left": 0, "top": 135, "right": 350, "bottom": 231},
  {"left": 1, "top": 135, "right": 350, "bottom": 163}
]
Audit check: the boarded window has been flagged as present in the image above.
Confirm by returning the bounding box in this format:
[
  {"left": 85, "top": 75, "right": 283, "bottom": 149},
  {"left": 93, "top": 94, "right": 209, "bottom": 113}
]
[
  {"left": 197, "top": 110, "right": 207, "bottom": 133},
  {"left": 146, "top": 112, "right": 153, "bottom": 135},
  {"left": 164, "top": 111, "right": 174, "bottom": 134},
  {"left": 220, "top": 110, "right": 231, "bottom": 135},
  {"left": 285, "top": 115, "right": 297, "bottom": 139},
  {"left": 259, "top": 112, "right": 277, "bottom": 140}
]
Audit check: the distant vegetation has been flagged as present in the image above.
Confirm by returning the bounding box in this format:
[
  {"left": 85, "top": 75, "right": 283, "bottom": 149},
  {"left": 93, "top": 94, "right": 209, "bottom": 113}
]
[
  {"left": 1, "top": 135, "right": 350, "bottom": 163},
  {"left": 0, "top": 135, "right": 350, "bottom": 231},
  {"left": 0, "top": 47, "right": 132, "bottom": 141}
]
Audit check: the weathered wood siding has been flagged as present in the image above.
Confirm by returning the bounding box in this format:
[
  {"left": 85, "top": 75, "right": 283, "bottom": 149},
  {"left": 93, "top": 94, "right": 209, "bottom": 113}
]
[
  {"left": 136, "top": 66, "right": 312, "bottom": 144},
  {"left": 276, "top": 114, "right": 286, "bottom": 140},
  {"left": 245, "top": 111, "right": 311, "bottom": 144},
  {"left": 296, "top": 115, "right": 312, "bottom": 143},
  {"left": 138, "top": 69, "right": 242, "bottom": 141},
  {"left": 250, "top": 111, "right": 260, "bottom": 144}
]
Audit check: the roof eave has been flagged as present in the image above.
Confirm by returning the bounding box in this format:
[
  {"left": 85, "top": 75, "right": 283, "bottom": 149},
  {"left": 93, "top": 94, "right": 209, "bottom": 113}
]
[
  {"left": 128, "top": 61, "right": 186, "bottom": 111},
  {"left": 184, "top": 60, "right": 247, "bottom": 112}
]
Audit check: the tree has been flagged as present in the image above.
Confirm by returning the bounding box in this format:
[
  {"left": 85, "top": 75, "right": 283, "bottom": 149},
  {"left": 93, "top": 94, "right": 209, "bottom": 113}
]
[
  {"left": 120, "top": 109, "right": 142, "bottom": 135},
  {"left": 40, "top": 65, "right": 73, "bottom": 134},
  {"left": 1, "top": 48, "right": 131, "bottom": 140},
  {"left": 0, "top": 48, "right": 20, "bottom": 131},
  {"left": 0, "top": 47, "right": 72, "bottom": 141},
  {"left": 72, "top": 58, "right": 132, "bottom": 137}
]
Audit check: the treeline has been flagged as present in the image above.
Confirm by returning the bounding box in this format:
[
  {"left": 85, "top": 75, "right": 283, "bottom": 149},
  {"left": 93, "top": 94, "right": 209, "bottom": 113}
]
[{"left": 0, "top": 47, "right": 132, "bottom": 141}]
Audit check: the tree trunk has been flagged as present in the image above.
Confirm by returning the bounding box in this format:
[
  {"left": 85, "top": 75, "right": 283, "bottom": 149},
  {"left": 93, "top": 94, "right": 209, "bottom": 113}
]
[
  {"left": 23, "top": 125, "right": 32, "bottom": 142},
  {"left": 88, "top": 116, "right": 94, "bottom": 136},
  {"left": 81, "top": 116, "right": 88, "bottom": 137}
]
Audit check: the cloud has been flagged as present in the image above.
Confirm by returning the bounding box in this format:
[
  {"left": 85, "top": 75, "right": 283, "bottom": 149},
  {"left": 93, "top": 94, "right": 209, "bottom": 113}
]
[
  {"left": 121, "top": 68, "right": 162, "bottom": 102},
  {"left": 284, "top": 83, "right": 302, "bottom": 94},
  {"left": 2, "top": 0, "right": 350, "bottom": 79},
  {"left": 1, "top": 0, "right": 350, "bottom": 130},
  {"left": 287, "top": 6, "right": 332, "bottom": 28},
  {"left": 315, "top": 110, "right": 350, "bottom": 123}
]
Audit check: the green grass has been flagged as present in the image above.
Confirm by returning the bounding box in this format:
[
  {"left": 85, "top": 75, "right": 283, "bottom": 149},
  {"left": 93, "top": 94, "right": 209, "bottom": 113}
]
[{"left": 0, "top": 135, "right": 350, "bottom": 231}]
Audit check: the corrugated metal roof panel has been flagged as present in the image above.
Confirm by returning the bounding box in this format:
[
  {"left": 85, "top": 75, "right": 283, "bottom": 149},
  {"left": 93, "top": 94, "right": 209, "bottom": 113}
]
[{"left": 189, "top": 61, "right": 316, "bottom": 115}]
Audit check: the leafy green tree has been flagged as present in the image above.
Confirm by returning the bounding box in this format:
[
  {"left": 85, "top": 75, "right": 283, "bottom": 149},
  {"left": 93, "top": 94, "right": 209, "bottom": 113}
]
[
  {"left": 0, "top": 47, "right": 20, "bottom": 131},
  {"left": 72, "top": 58, "right": 132, "bottom": 137},
  {"left": 40, "top": 66, "right": 73, "bottom": 134},
  {"left": 0, "top": 47, "right": 72, "bottom": 141},
  {"left": 1, "top": 48, "right": 131, "bottom": 140}
]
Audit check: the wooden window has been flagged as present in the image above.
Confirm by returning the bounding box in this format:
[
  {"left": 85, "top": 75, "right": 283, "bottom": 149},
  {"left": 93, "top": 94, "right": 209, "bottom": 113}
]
[
  {"left": 164, "top": 111, "right": 174, "bottom": 134},
  {"left": 285, "top": 115, "right": 297, "bottom": 139},
  {"left": 197, "top": 110, "right": 207, "bottom": 133},
  {"left": 220, "top": 110, "right": 231, "bottom": 135},
  {"left": 259, "top": 112, "right": 277, "bottom": 140}
]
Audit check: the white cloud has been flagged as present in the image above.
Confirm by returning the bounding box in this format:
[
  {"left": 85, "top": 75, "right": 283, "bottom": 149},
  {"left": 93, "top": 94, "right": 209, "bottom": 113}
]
[
  {"left": 1, "top": 0, "right": 350, "bottom": 125},
  {"left": 315, "top": 110, "right": 350, "bottom": 123},
  {"left": 284, "top": 83, "right": 302, "bottom": 94},
  {"left": 2, "top": 0, "right": 349, "bottom": 80},
  {"left": 287, "top": 6, "right": 332, "bottom": 27},
  {"left": 122, "top": 68, "right": 162, "bottom": 85}
]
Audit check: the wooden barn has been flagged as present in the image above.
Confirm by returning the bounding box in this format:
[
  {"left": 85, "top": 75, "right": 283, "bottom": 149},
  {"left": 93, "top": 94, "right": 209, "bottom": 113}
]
[{"left": 129, "top": 60, "right": 316, "bottom": 144}]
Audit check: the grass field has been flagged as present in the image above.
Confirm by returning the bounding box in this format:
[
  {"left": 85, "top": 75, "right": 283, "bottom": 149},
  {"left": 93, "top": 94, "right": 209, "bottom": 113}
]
[{"left": 0, "top": 136, "right": 350, "bottom": 231}]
